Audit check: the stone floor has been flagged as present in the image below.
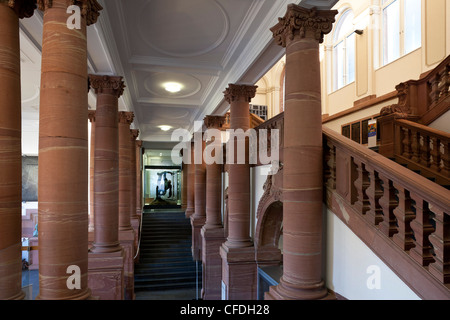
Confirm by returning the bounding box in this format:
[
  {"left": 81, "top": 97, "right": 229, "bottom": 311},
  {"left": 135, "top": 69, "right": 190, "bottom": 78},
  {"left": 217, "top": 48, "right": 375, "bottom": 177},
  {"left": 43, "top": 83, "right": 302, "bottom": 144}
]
[{"left": 21, "top": 269, "right": 202, "bottom": 300}]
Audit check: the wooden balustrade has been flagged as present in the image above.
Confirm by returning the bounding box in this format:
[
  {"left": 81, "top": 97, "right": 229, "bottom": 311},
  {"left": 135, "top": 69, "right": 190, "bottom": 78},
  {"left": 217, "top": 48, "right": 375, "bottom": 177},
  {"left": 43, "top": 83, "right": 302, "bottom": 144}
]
[
  {"left": 323, "top": 126, "right": 450, "bottom": 297},
  {"left": 394, "top": 119, "right": 450, "bottom": 187}
]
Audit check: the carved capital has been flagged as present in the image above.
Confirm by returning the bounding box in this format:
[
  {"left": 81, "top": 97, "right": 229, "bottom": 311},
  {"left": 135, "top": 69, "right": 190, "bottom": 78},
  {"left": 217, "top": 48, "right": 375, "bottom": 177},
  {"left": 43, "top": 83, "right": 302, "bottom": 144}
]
[
  {"left": 89, "top": 74, "right": 125, "bottom": 98},
  {"left": 0, "top": 0, "right": 37, "bottom": 19},
  {"left": 88, "top": 110, "right": 95, "bottom": 123},
  {"left": 37, "top": 0, "right": 102, "bottom": 26},
  {"left": 130, "top": 129, "right": 139, "bottom": 140},
  {"left": 118, "top": 111, "right": 134, "bottom": 125},
  {"left": 204, "top": 115, "right": 226, "bottom": 130},
  {"left": 223, "top": 84, "right": 257, "bottom": 104},
  {"left": 271, "top": 5, "right": 337, "bottom": 47}
]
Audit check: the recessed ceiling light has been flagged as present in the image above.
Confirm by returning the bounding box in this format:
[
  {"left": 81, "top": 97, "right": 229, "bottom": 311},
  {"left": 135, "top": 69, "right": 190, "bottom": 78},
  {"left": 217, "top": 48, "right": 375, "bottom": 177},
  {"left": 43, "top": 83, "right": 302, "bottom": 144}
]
[
  {"left": 164, "top": 82, "right": 182, "bottom": 93},
  {"left": 159, "top": 125, "right": 172, "bottom": 132}
]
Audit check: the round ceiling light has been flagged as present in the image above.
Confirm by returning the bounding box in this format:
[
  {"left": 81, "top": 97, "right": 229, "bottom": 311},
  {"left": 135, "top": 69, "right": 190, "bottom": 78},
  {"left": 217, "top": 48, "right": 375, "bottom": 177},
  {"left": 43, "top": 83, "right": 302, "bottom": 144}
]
[
  {"left": 164, "top": 82, "right": 183, "bottom": 93},
  {"left": 159, "top": 125, "right": 172, "bottom": 132}
]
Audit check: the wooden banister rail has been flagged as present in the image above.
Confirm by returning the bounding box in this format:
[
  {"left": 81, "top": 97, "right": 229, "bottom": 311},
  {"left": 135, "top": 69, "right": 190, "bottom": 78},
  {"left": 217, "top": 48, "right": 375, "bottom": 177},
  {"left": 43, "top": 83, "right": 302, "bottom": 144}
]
[
  {"left": 394, "top": 119, "right": 450, "bottom": 186},
  {"left": 323, "top": 126, "right": 450, "bottom": 298}
]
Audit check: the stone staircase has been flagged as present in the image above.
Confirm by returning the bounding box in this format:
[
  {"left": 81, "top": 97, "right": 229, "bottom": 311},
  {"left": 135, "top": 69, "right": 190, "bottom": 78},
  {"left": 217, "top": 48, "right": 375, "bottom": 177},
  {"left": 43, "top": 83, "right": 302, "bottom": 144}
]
[{"left": 134, "top": 210, "right": 202, "bottom": 293}]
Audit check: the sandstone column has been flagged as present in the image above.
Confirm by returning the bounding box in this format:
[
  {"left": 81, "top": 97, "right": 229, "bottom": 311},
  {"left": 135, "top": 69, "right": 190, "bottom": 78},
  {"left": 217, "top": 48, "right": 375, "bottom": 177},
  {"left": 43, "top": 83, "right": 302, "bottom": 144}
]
[
  {"left": 201, "top": 115, "right": 226, "bottom": 300},
  {"left": 0, "top": 0, "right": 36, "bottom": 301},
  {"left": 130, "top": 129, "right": 140, "bottom": 256},
  {"left": 266, "top": 4, "right": 337, "bottom": 300},
  {"left": 118, "top": 111, "right": 136, "bottom": 300},
  {"left": 87, "top": 75, "right": 125, "bottom": 300},
  {"left": 191, "top": 138, "right": 206, "bottom": 261},
  {"left": 185, "top": 142, "right": 195, "bottom": 218},
  {"left": 89, "top": 75, "right": 125, "bottom": 254},
  {"left": 135, "top": 140, "right": 143, "bottom": 217},
  {"left": 88, "top": 110, "right": 96, "bottom": 234},
  {"left": 36, "top": 0, "right": 102, "bottom": 300},
  {"left": 220, "top": 84, "right": 258, "bottom": 300}
]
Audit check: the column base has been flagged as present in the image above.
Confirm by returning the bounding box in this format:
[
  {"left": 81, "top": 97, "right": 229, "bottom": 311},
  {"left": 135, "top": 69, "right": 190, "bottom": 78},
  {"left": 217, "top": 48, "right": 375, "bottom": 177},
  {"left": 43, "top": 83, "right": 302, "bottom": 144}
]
[
  {"left": 185, "top": 207, "right": 195, "bottom": 218},
  {"left": 264, "top": 277, "right": 336, "bottom": 300},
  {"left": 201, "top": 226, "right": 226, "bottom": 300},
  {"left": 220, "top": 243, "right": 257, "bottom": 300},
  {"left": 119, "top": 229, "right": 136, "bottom": 300},
  {"left": 88, "top": 249, "right": 125, "bottom": 300}
]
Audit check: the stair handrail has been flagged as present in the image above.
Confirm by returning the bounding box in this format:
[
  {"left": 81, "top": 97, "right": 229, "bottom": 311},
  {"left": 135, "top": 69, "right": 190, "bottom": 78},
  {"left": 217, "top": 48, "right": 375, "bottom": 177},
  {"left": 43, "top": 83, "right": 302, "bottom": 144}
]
[
  {"left": 323, "top": 125, "right": 450, "bottom": 297},
  {"left": 134, "top": 211, "right": 144, "bottom": 260},
  {"left": 393, "top": 118, "right": 450, "bottom": 185}
]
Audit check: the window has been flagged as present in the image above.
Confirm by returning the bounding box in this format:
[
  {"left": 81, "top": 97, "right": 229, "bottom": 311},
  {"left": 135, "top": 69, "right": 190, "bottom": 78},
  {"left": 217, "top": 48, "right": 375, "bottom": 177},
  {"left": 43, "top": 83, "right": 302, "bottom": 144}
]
[
  {"left": 333, "top": 10, "right": 356, "bottom": 91},
  {"left": 382, "top": 0, "right": 422, "bottom": 65},
  {"left": 250, "top": 104, "right": 268, "bottom": 121}
]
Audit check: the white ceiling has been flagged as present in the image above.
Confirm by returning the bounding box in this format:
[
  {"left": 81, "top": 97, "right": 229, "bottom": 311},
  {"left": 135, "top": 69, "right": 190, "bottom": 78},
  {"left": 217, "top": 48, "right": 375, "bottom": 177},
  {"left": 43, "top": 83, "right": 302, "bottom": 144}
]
[{"left": 19, "top": 0, "right": 339, "bottom": 152}]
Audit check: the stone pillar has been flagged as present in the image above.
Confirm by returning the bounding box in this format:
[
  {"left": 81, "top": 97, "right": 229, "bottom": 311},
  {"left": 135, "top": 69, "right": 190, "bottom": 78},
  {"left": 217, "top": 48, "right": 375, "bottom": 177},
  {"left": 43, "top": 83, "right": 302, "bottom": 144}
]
[
  {"left": 201, "top": 115, "right": 226, "bottom": 300},
  {"left": 266, "top": 4, "right": 337, "bottom": 300},
  {"left": 87, "top": 74, "right": 125, "bottom": 300},
  {"left": 181, "top": 162, "right": 188, "bottom": 210},
  {"left": 191, "top": 138, "right": 206, "bottom": 261},
  {"left": 118, "top": 111, "right": 136, "bottom": 300},
  {"left": 36, "top": 0, "right": 102, "bottom": 300},
  {"left": 135, "top": 140, "right": 143, "bottom": 217},
  {"left": 130, "top": 129, "right": 140, "bottom": 257},
  {"left": 185, "top": 142, "right": 195, "bottom": 218},
  {"left": 0, "top": 0, "right": 35, "bottom": 301},
  {"left": 88, "top": 110, "right": 96, "bottom": 234},
  {"left": 220, "top": 84, "right": 258, "bottom": 300}
]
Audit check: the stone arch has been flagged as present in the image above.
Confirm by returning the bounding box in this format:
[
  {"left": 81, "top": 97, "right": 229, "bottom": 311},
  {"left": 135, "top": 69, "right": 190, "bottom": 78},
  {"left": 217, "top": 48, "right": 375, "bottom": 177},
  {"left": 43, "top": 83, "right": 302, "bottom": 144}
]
[{"left": 254, "top": 168, "right": 283, "bottom": 266}]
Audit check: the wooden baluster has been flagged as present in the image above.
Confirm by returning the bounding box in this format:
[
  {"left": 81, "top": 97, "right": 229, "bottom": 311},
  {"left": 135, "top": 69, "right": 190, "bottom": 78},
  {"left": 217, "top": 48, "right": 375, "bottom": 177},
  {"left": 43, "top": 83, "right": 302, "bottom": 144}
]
[
  {"left": 428, "top": 208, "right": 450, "bottom": 284},
  {"left": 420, "top": 134, "right": 431, "bottom": 168},
  {"left": 409, "top": 193, "right": 435, "bottom": 266},
  {"left": 379, "top": 174, "right": 398, "bottom": 237},
  {"left": 441, "top": 141, "right": 449, "bottom": 178},
  {"left": 365, "top": 166, "right": 383, "bottom": 226},
  {"left": 402, "top": 127, "right": 412, "bottom": 159},
  {"left": 353, "top": 158, "right": 370, "bottom": 215},
  {"left": 410, "top": 129, "right": 420, "bottom": 163},
  {"left": 324, "top": 140, "right": 336, "bottom": 190},
  {"left": 429, "top": 74, "right": 441, "bottom": 106},
  {"left": 437, "top": 67, "right": 449, "bottom": 102},
  {"left": 392, "top": 184, "right": 415, "bottom": 251},
  {"left": 430, "top": 137, "right": 442, "bottom": 173}
]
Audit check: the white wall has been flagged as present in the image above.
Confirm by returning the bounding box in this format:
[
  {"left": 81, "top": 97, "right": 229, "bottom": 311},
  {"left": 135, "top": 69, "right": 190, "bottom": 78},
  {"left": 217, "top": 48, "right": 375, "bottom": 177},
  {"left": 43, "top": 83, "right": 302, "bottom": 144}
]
[
  {"left": 325, "top": 208, "right": 421, "bottom": 300},
  {"left": 429, "top": 110, "right": 450, "bottom": 134}
]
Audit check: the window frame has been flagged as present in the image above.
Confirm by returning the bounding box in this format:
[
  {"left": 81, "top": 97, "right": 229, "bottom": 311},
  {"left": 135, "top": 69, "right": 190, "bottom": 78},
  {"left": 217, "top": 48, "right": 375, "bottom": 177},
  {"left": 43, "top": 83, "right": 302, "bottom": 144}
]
[
  {"left": 332, "top": 9, "right": 356, "bottom": 92},
  {"left": 381, "top": 0, "right": 422, "bottom": 66}
]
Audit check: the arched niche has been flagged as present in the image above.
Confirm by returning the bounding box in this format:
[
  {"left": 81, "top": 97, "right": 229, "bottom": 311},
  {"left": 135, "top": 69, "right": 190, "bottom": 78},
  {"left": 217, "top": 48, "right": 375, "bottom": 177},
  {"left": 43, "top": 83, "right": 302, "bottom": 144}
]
[{"left": 254, "top": 168, "right": 283, "bottom": 267}]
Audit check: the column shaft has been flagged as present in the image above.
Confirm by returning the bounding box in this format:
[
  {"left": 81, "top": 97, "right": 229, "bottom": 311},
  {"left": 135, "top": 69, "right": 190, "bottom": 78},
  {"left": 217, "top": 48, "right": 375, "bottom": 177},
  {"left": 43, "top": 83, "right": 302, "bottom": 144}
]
[
  {"left": 267, "top": 4, "right": 337, "bottom": 300},
  {"left": 191, "top": 139, "right": 206, "bottom": 261},
  {"left": 88, "top": 111, "right": 95, "bottom": 233},
  {"left": 0, "top": 1, "right": 34, "bottom": 300},
  {"left": 89, "top": 75, "right": 124, "bottom": 253},
  {"left": 37, "top": 0, "right": 102, "bottom": 300},
  {"left": 185, "top": 143, "right": 195, "bottom": 218}
]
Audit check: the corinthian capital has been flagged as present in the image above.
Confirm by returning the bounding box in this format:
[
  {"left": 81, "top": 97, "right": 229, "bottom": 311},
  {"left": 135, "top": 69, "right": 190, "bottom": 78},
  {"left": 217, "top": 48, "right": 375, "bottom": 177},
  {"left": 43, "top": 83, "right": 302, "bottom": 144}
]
[
  {"left": 37, "top": 0, "right": 102, "bottom": 25},
  {"left": 204, "top": 115, "right": 226, "bottom": 130},
  {"left": 271, "top": 5, "right": 337, "bottom": 47},
  {"left": 223, "top": 84, "right": 257, "bottom": 104},
  {"left": 89, "top": 75, "right": 125, "bottom": 98},
  {"left": 118, "top": 111, "right": 134, "bottom": 125},
  {"left": 0, "top": 0, "right": 37, "bottom": 19}
]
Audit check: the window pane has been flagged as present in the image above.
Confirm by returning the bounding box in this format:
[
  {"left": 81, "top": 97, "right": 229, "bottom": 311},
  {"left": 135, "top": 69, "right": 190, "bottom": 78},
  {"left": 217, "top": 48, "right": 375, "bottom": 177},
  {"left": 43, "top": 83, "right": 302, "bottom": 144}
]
[
  {"left": 346, "top": 32, "right": 356, "bottom": 84},
  {"left": 334, "top": 41, "right": 345, "bottom": 89},
  {"left": 383, "top": 0, "right": 400, "bottom": 64},
  {"left": 404, "top": 0, "right": 421, "bottom": 54}
]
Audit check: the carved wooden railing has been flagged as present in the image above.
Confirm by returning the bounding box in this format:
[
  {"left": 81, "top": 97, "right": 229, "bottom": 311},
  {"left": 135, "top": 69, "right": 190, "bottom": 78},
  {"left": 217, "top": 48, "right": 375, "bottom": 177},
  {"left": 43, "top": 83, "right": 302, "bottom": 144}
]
[
  {"left": 324, "top": 126, "right": 450, "bottom": 299},
  {"left": 394, "top": 119, "right": 450, "bottom": 187}
]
